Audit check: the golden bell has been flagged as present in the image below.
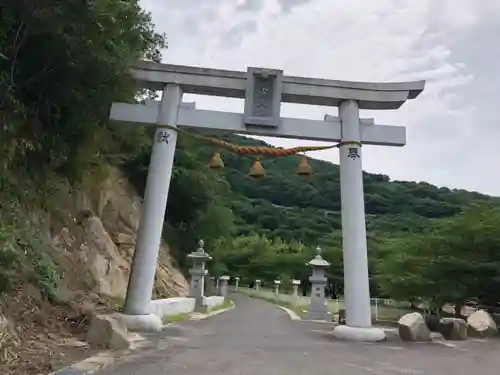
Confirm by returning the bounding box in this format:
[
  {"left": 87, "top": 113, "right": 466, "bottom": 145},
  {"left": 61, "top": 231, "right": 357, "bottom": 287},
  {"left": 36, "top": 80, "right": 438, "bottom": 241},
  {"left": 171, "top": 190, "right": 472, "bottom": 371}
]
[
  {"left": 248, "top": 158, "right": 265, "bottom": 178},
  {"left": 208, "top": 152, "right": 224, "bottom": 169},
  {"left": 296, "top": 155, "right": 312, "bottom": 176}
]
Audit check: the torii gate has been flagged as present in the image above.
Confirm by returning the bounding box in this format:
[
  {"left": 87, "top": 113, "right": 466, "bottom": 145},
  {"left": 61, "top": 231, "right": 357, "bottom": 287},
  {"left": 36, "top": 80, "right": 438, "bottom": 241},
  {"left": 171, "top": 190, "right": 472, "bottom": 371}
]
[{"left": 110, "top": 61, "right": 425, "bottom": 341}]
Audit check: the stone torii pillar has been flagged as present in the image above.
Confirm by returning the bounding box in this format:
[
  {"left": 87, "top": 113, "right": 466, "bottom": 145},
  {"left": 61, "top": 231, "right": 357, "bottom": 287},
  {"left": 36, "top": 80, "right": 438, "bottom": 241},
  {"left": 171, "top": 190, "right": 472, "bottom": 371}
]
[
  {"left": 330, "top": 102, "right": 388, "bottom": 341},
  {"left": 109, "top": 61, "right": 425, "bottom": 338},
  {"left": 234, "top": 276, "right": 240, "bottom": 291},
  {"left": 117, "top": 84, "right": 183, "bottom": 332}
]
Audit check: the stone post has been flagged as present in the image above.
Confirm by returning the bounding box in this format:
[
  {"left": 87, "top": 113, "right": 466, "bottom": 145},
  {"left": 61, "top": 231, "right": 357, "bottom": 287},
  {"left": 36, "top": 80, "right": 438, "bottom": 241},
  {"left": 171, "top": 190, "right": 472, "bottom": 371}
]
[
  {"left": 208, "top": 276, "right": 216, "bottom": 296},
  {"left": 274, "top": 279, "right": 281, "bottom": 294},
  {"left": 220, "top": 275, "right": 230, "bottom": 298},
  {"left": 235, "top": 276, "right": 240, "bottom": 291},
  {"left": 255, "top": 279, "right": 261, "bottom": 292},
  {"left": 305, "top": 247, "right": 332, "bottom": 321},
  {"left": 292, "top": 279, "right": 301, "bottom": 299},
  {"left": 187, "top": 240, "right": 212, "bottom": 312}
]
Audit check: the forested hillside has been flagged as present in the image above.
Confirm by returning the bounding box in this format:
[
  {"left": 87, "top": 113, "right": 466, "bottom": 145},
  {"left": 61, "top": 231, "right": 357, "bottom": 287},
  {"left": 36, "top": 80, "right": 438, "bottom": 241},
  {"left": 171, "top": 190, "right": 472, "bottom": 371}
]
[
  {"left": 163, "top": 132, "right": 495, "bottom": 241},
  {"left": 207, "top": 134, "right": 497, "bottom": 242}
]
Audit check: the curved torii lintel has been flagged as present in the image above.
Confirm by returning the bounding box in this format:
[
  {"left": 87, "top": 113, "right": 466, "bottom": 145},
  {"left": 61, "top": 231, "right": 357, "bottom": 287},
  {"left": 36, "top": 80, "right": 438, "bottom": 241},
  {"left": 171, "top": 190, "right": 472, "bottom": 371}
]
[{"left": 130, "top": 60, "right": 425, "bottom": 110}]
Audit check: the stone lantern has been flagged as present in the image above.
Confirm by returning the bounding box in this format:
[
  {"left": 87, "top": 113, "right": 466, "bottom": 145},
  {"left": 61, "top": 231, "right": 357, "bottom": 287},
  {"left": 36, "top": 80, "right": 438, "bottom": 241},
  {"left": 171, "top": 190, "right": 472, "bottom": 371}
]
[
  {"left": 219, "top": 275, "right": 230, "bottom": 298},
  {"left": 234, "top": 276, "right": 240, "bottom": 291},
  {"left": 187, "top": 239, "right": 212, "bottom": 312},
  {"left": 274, "top": 279, "right": 281, "bottom": 294},
  {"left": 255, "top": 279, "right": 261, "bottom": 292},
  {"left": 292, "top": 279, "right": 301, "bottom": 298},
  {"left": 305, "top": 246, "right": 331, "bottom": 321}
]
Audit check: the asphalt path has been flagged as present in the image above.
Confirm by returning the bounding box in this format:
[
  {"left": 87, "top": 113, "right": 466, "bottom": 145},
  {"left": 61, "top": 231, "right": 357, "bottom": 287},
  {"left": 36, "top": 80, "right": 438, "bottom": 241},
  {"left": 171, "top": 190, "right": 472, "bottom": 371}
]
[{"left": 100, "top": 294, "right": 500, "bottom": 375}]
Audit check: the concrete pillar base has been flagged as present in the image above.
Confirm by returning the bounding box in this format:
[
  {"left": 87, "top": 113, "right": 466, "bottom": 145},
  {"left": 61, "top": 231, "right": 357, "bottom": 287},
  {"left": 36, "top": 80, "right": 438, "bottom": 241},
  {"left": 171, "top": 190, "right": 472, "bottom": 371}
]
[
  {"left": 332, "top": 325, "right": 386, "bottom": 342},
  {"left": 116, "top": 313, "right": 163, "bottom": 332}
]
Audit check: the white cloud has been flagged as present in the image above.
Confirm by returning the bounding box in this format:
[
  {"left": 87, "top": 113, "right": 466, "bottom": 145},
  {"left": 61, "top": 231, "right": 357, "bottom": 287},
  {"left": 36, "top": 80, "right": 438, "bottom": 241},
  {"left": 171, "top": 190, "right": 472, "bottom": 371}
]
[{"left": 140, "top": 0, "right": 500, "bottom": 196}]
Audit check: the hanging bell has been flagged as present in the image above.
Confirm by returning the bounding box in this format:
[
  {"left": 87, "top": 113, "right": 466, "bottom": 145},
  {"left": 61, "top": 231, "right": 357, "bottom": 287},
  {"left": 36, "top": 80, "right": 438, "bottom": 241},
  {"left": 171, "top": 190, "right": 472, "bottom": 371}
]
[
  {"left": 208, "top": 152, "right": 224, "bottom": 169},
  {"left": 248, "top": 158, "right": 265, "bottom": 178},
  {"left": 296, "top": 155, "right": 312, "bottom": 176}
]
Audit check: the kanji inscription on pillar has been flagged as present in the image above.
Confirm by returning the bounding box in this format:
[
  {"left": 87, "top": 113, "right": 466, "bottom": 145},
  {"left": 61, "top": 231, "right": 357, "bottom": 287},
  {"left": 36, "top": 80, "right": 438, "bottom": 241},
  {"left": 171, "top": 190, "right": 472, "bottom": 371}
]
[
  {"left": 156, "top": 130, "right": 171, "bottom": 144},
  {"left": 348, "top": 147, "right": 360, "bottom": 159},
  {"left": 243, "top": 67, "right": 283, "bottom": 127}
]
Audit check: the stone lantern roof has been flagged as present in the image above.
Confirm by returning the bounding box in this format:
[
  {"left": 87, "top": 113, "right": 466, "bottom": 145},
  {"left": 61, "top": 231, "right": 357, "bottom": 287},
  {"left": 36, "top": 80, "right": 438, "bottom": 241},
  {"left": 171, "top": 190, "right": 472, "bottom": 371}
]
[
  {"left": 187, "top": 239, "right": 212, "bottom": 261},
  {"left": 307, "top": 247, "right": 330, "bottom": 268}
]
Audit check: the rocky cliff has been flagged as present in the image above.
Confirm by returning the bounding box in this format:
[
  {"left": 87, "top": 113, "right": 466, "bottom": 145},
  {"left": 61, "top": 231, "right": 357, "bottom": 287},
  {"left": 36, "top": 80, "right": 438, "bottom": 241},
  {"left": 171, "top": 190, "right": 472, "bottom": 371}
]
[
  {"left": 51, "top": 165, "right": 188, "bottom": 300},
  {"left": 0, "top": 165, "right": 188, "bottom": 374}
]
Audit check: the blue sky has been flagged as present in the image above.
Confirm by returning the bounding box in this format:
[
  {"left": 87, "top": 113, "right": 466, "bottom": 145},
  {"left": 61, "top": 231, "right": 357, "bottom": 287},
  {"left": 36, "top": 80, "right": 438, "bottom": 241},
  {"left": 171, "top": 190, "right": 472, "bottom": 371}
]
[{"left": 140, "top": 0, "right": 500, "bottom": 196}]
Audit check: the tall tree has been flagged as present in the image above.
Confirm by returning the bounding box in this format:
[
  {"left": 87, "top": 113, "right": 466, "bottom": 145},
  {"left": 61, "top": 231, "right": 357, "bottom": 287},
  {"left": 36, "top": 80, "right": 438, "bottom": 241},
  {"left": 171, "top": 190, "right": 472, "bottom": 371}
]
[
  {"left": 376, "top": 204, "right": 500, "bottom": 311},
  {"left": 1, "top": 0, "right": 165, "bottom": 177}
]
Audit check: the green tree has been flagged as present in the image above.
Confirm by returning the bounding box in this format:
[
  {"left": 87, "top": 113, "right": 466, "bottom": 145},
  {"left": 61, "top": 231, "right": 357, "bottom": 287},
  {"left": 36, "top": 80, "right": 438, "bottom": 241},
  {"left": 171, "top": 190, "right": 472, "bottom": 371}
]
[
  {"left": 376, "top": 204, "right": 500, "bottom": 312},
  {"left": 1, "top": 0, "right": 165, "bottom": 178}
]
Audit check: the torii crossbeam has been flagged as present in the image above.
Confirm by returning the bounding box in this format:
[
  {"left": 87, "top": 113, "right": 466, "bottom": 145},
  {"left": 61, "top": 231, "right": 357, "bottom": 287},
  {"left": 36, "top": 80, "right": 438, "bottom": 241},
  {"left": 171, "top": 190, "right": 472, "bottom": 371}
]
[{"left": 109, "top": 61, "right": 425, "bottom": 341}]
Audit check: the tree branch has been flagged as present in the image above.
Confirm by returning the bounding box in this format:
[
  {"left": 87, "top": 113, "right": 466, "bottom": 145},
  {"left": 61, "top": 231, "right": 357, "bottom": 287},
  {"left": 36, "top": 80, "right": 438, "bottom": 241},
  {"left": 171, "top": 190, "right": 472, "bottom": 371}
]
[{"left": 9, "top": 20, "right": 26, "bottom": 86}]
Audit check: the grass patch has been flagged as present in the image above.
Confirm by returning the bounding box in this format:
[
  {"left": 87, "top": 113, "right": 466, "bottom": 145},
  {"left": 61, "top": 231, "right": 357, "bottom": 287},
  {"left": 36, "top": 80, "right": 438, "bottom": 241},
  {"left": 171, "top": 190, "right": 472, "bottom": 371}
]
[
  {"left": 374, "top": 305, "right": 416, "bottom": 321},
  {"left": 209, "top": 299, "right": 234, "bottom": 313},
  {"left": 238, "top": 289, "right": 304, "bottom": 316},
  {"left": 161, "top": 300, "right": 234, "bottom": 325},
  {"left": 162, "top": 313, "right": 191, "bottom": 325},
  {"left": 0, "top": 224, "right": 61, "bottom": 301},
  {"left": 236, "top": 288, "right": 414, "bottom": 322},
  {"left": 260, "top": 296, "right": 304, "bottom": 316}
]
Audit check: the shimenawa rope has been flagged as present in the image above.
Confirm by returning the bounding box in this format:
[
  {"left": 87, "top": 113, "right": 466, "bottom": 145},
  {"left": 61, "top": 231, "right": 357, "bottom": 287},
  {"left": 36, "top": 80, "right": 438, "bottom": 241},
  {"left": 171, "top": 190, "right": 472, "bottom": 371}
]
[{"left": 157, "top": 124, "right": 361, "bottom": 158}]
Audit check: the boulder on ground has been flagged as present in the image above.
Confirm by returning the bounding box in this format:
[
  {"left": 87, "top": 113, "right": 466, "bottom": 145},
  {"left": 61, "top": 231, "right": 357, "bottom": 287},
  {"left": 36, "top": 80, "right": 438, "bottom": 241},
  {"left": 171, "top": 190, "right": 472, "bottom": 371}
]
[
  {"left": 85, "top": 313, "right": 131, "bottom": 350},
  {"left": 438, "top": 317, "right": 467, "bottom": 340},
  {"left": 398, "top": 312, "right": 432, "bottom": 342},
  {"left": 467, "top": 310, "right": 498, "bottom": 338}
]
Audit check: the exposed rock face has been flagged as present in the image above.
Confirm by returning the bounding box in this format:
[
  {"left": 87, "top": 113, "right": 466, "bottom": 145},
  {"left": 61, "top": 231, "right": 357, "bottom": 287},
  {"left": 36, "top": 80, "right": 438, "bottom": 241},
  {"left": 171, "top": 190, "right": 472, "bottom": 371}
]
[
  {"left": 467, "top": 310, "right": 498, "bottom": 338},
  {"left": 398, "top": 312, "right": 432, "bottom": 342},
  {"left": 50, "top": 165, "right": 188, "bottom": 301},
  {"left": 80, "top": 216, "right": 130, "bottom": 298},
  {"left": 438, "top": 318, "right": 468, "bottom": 340}
]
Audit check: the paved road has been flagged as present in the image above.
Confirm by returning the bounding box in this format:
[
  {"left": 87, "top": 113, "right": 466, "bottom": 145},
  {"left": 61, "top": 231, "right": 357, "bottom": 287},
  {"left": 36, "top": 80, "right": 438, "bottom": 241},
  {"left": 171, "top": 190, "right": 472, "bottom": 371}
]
[{"left": 101, "top": 294, "right": 500, "bottom": 375}]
